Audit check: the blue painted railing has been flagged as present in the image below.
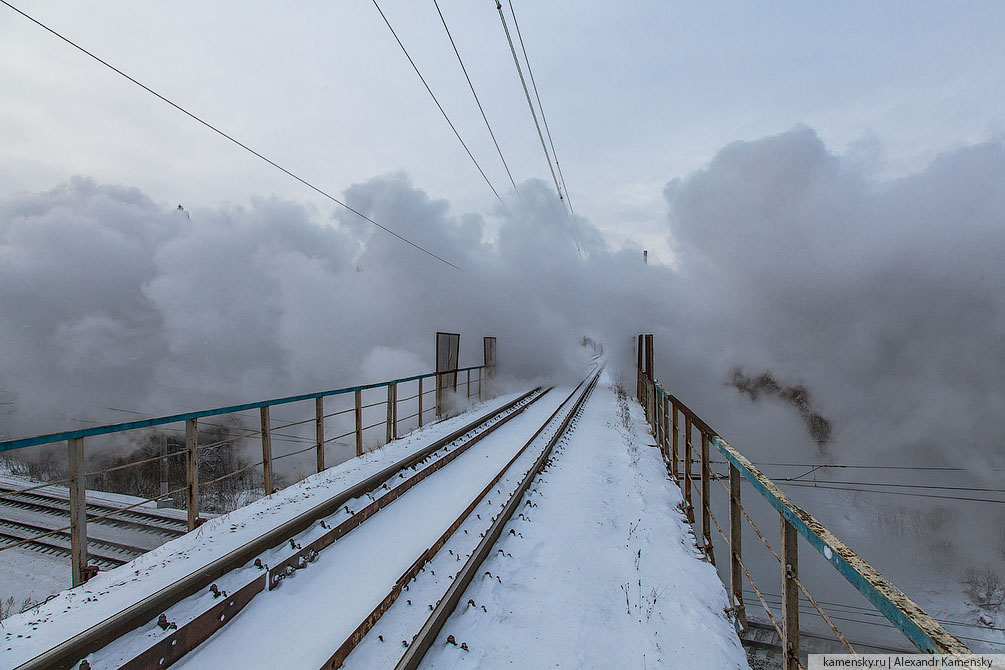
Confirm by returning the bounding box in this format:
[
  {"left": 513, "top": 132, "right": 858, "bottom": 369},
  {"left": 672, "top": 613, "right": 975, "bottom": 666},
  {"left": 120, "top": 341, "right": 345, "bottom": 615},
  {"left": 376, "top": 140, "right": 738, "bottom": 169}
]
[
  {"left": 0, "top": 366, "right": 485, "bottom": 453},
  {"left": 636, "top": 352, "right": 970, "bottom": 661}
]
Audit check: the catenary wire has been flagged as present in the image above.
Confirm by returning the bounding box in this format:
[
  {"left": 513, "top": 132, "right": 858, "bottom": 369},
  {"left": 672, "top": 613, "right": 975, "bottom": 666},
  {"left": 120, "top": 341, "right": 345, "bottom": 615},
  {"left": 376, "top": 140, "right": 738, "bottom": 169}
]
[
  {"left": 709, "top": 459, "right": 1004, "bottom": 473},
  {"left": 0, "top": 0, "right": 463, "bottom": 272},
  {"left": 432, "top": 0, "right": 526, "bottom": 214},
  {"left": 370, "top": 0, "right": 512, "bottom": 219},
  {"left": 505, "top": 0, "right": 574, "bottom": 215},
  {"left": 493, "top": 0, "right": 584, "bottom": 259}
]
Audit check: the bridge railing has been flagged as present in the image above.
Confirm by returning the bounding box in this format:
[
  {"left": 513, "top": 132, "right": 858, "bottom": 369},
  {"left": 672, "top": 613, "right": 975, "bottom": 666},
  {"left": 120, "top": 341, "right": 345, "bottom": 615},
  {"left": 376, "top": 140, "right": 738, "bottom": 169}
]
[
  {"left": 635, "top": 337, "right": 970, "bottom": 668},
  {"left": 0, "top": 365, "right": 490, "bottom": 588}
]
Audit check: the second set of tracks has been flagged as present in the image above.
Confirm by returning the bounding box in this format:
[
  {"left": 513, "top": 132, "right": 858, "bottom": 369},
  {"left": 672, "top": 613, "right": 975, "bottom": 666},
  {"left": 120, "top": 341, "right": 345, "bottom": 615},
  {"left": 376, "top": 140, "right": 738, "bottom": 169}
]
[{"left": 18, "top": 366, "right": 602, "bottom": 670}]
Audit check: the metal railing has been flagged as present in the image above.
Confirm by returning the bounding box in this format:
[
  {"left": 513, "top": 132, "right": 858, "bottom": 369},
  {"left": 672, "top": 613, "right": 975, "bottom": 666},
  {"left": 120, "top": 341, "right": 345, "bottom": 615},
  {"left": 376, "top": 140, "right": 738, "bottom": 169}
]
[
  {"left": 0, "top": 365, "right": 490, "bottom": 588},
  {"left": 635, "top": 339, "right": 970, "bottom": 669}
]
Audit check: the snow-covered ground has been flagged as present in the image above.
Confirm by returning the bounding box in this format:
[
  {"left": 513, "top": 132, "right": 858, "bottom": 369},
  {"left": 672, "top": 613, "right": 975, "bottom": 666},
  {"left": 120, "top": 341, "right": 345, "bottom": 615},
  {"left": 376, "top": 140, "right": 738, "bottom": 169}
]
[
  {"left": 1, "top": 391, "right": 526, "bottom": 668},
  {"left": 2, "top": 379, "right": 750, "bottom": 669},
  {"left": 411, "top": 373, "right": 748, "bottom": 669}
]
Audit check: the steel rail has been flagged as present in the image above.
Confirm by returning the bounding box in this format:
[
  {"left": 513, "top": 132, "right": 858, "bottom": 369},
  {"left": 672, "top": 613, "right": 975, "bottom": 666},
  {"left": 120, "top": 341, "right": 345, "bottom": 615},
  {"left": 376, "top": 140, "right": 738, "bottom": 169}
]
[
  {"left": 15, "top": 388, "right": 540, "bottom": 670},
  {"left": 0, "top": 517, "right": 148, "bottom": 557},
  {"left": 0, "top": 490, "right": 186, "bottom": 536},
  {"left": 320, "top": 379, "right": 586, "bottom": 667},
  {"left": 395, "top": 367, "right": 602, "bottom": 670},
  {"left": 0, "top": 530, "right": 126, "bottom": 569},
  {"left": 118, "top": 387, "right": 551, "bottom": 670}
]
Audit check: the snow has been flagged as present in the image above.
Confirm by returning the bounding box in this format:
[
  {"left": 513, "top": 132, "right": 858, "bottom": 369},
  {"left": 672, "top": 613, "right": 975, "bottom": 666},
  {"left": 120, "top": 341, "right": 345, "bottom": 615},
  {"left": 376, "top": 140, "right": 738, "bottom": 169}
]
[
  {"left": 0, "top": 391, "right": 525, "bottom": 668},
  {"left": 411, "top": 373, "right": 748, "bottom": 669},
  {"left": 1, "top": 379, "right": 751, "bottom": 669}
]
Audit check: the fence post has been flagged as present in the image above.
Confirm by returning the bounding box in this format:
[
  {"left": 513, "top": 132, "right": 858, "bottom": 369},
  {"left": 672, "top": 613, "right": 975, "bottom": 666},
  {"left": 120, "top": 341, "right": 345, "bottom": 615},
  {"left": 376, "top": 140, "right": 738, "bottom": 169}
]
[
  {"left": 478, "top": 368, "right": 482, "bottom": 401},
  {"left": 671, "top": 402, "right": 679, "bottom": 482},
  {"left": 418, "top": 378, "right": 424, "bottom": 428},
  {"left": 782, "top": 518, "right": 800, "bottom": 670},
  {"left": 386, "top": 384, "right": 395, "bottom": 444},
  {"left": 435, "top": 372, "right": 442, "bottom": 418},
  {"left": 637, "top": 335, "right": 643, "bottom": 402},
  {"left": 392, "top": 383, "right": 398, "bottom": 440},
  {"left": 260, "top": 407, "right": 273, "bottom": 495},
  {"left": 185, "top": 418, "right": 199, "bottom": 531},
  {"left": 651, "top": 389, "right": 659, "bottom": 448},
  {"left": 683, "top": 415, "right": 694, "bottom": 523},
  {"left": 68, "top": 437, "right": 88, "bottom": 587},
  {"left": 466, "top": 369, "right": 471, "bottom": 399},
  {"left": 315, "top": 396, "right": 325, "bottom": 473},
  {"left": 660, "top": 393, "right": 669, "bottom": 462},
  {"left": 701, "top": 431, "right": 715, "bottom": 565},
  {"left": 729, "top": 464, "right": 747, "bottom": 631},
  {"left": 355, "top": 389, "right": 363, "bottom": 456}
]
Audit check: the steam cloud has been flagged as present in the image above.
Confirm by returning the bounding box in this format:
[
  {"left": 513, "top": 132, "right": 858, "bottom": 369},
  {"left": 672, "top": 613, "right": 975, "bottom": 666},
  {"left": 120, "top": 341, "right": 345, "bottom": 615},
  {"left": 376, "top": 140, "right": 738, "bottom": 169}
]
[
  {"left": 2, "top": 127, "right": 1004, "bottom": 634},
  {"left": 727, "top": 367, "right": 833, "bottom": 450}
]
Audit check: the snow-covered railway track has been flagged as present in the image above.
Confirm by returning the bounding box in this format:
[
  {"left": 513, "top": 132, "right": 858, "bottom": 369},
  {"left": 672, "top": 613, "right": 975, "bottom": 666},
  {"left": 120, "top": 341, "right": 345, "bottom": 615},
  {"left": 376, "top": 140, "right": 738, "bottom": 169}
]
[
  {"left": 13, "top": 387, "right": 547, "bottom": 670},
  {"left": 165, "top": 367, "right": 599, "bottom": 670},
  {"left": 0, "top": 517, "right": 137, "bottom": 569},
  {"left": 0, "top": 486, "right": 188, "bottom": 538}
]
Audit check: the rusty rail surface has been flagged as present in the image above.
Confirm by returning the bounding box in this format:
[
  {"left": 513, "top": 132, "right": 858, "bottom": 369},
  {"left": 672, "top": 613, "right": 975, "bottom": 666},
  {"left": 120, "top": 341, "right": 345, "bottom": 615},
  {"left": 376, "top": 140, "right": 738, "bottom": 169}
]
[{"left": 635, "top": 334, "right": 970, "bottom": 668}]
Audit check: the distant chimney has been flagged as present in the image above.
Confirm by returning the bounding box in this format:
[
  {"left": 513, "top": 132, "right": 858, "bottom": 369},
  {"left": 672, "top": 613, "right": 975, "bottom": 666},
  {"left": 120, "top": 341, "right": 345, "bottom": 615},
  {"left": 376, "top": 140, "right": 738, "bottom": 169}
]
[{"left": 643, "top": 250, "right": 648, "bottom": 265}]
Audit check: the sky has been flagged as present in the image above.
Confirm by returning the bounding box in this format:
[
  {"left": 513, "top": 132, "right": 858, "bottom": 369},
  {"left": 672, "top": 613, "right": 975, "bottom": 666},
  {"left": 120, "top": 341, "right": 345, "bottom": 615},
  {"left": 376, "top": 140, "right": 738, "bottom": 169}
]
[
  {"left": 2, "top": 2, "right": 1003, "bottom": 259},
  {"left": 2, "top": 1, "right": 1005, "bottom": 638}
]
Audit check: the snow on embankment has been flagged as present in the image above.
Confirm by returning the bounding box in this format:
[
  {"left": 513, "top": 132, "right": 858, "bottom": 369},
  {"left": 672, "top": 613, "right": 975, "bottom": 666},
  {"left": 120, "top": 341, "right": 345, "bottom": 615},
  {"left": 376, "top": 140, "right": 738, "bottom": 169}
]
[{"left": 421, "top": 372, "right": 749, "bottom": 669}]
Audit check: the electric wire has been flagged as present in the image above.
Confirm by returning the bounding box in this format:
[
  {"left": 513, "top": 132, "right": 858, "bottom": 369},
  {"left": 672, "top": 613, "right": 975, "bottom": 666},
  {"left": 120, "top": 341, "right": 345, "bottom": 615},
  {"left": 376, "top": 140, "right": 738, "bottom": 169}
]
[
  {"left": 0, "top": 0, "right": 463, "bottom": 272},
  {"left": 710, "top": 459, "right": 1004, "bottom": 473},
  {"left": 505, "top": 0, "right": 574, "bottom": 215},
  {"left": 712, "top": 469, "right": 1005, "bottom": 503},
  {"left": 779, "top": 481, "right": 1005, "bottom": 505},
  {"left": 493, "top": 0, "right": 584, "bottom": 259},
  {"left": 746, "top": 590, "right": 1005, "bottom": 646},
  {"left": 370, "top": 0, "right": 512, "bottom": 219},
  {"left": 432, "top": 0, "right": 526, "bottom": 213}
]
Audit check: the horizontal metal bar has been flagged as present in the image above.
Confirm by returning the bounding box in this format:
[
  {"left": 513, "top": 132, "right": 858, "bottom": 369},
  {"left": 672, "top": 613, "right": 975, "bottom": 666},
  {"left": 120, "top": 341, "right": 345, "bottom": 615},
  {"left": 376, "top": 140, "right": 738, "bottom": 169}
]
[
  {"left": 714, "top": 436, "right": 970, "bottom": 655},
  {"left": 1, "top": 367, "right": 485, "bottom": 452}
]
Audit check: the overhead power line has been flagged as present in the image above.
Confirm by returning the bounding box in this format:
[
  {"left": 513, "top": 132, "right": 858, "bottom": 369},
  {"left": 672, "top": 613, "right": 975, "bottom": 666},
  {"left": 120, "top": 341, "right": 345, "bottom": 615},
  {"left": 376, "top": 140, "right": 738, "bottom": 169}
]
[
  {"left": 1, "top": 0, "right": 463, "bottom": 272},
  {"left": 370, "top": 0, "right": 512, "bottom": 219},
  {"left": 494, "top": 0, "right": 583, "bottom": 258},
  {"left": 505, "top": 0, "right": 575, "bottom": 214},
  {"left": 432, "top": 0, "right": 526, "bottom": 212},
  {"left": 493, "top": 0, "right": 562, "bottom": 202}
]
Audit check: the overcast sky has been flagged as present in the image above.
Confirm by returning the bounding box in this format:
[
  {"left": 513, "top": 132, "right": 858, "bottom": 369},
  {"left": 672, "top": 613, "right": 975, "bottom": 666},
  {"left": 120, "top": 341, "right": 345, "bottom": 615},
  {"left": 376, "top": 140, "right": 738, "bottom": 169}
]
[
  {"left": 3, "top": 1, "right": 1003, "bottom": 260},
  {"left": 3, "top": 4, "right": 1005, "bottom": 622}
]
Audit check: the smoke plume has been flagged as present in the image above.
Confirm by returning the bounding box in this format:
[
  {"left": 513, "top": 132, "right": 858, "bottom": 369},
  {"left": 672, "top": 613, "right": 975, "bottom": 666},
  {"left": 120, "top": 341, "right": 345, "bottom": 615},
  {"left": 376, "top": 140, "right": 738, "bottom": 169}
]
[{"left": 727, "top": 367, "right": 833, "bottom": 450}]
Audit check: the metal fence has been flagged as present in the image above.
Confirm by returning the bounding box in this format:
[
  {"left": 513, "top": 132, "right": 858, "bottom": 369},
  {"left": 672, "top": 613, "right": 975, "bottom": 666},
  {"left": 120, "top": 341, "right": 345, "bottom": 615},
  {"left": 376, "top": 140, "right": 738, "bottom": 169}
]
[
  {"left": 635, "top": 335, "right": 971, "bottom": 668},
  {"left": 0, "top": 365, "right": 488, "bottom": 588}
]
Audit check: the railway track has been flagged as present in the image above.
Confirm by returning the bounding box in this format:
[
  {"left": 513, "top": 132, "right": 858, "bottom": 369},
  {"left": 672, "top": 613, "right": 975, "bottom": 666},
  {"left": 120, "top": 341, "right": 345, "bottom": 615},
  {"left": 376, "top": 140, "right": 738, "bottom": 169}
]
[
  {"left": 0, "top": 482, "right": 188, "bottom": 573},
  {"left": 14, "top": 384, "right": 560, "bottom": 670},
  {"left": 0, "top": 517, "right": 147, "bottom": 569},
  {"left": 0, "top": 485, "right": 188, "bottom": 538},
  {"left": 163, "top": 370, "right": 600, "bottom": 670}
]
